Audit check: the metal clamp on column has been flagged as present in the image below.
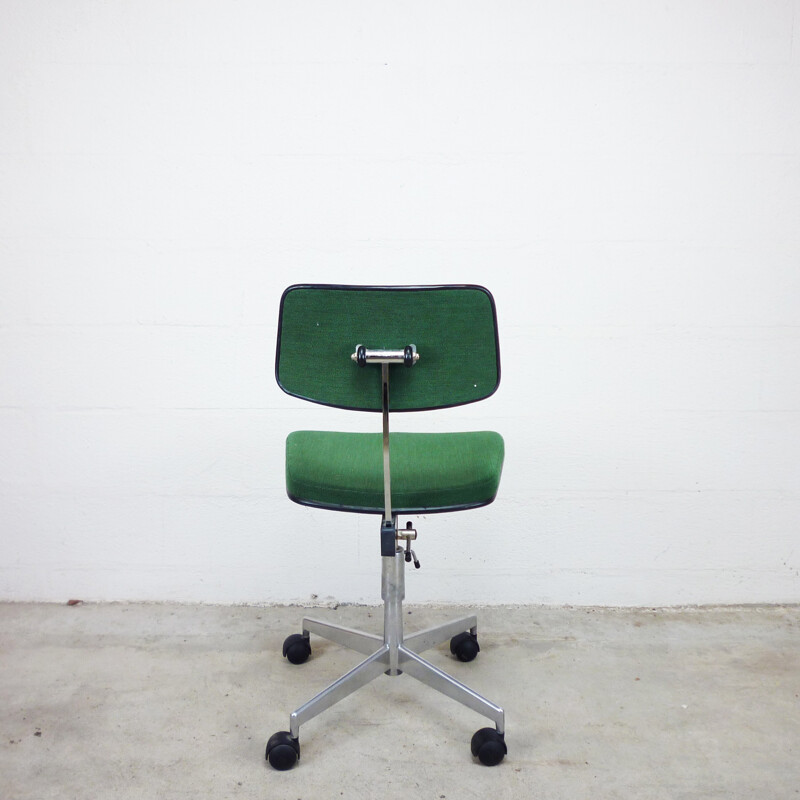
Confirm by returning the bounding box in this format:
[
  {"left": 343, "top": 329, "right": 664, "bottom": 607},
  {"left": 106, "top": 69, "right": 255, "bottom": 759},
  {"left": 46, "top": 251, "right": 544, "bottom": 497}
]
[
  {"left": 352, "top": 344, "right": 419, "bottom": 368},
  {"left": 381, "top": 517, "right": 397, "bottom": 557}
]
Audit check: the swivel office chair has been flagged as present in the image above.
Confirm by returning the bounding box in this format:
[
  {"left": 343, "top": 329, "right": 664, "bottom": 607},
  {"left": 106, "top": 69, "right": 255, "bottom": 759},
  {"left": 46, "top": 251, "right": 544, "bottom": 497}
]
[{"left": 266, "top": 284, "right": 507, "bottom": 770}]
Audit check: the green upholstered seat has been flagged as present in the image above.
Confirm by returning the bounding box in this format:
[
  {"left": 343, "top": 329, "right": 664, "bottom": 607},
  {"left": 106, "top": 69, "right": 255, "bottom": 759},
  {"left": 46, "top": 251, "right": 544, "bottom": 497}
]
[
  {"left": 286, "top": 430, "right": 504, "bottom": 514},
  {"left": 276, "top": 284, "right": 503, "bottom": 515}
]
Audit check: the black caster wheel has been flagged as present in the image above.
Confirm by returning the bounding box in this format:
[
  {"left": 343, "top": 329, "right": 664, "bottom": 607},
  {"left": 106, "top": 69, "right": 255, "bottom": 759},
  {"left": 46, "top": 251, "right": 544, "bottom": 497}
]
[
  {"left": 282, "top": 633, "right": 311, "bottom": 665},
  {"left": 266, "top": 731, "right": 300, "bottom": 770},
  {"left": 450, "top": 631, "right": 480, "bottom": 662},
  {"left": 471, "top": 727, "right": 507, "bottom": 766}
]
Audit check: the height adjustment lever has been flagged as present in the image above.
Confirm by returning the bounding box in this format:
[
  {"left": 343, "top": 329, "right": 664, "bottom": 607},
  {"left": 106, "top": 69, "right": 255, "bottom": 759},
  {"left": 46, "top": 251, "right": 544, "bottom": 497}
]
[{"left": 398, "top": 521, "right": 421, "bottom": 569}]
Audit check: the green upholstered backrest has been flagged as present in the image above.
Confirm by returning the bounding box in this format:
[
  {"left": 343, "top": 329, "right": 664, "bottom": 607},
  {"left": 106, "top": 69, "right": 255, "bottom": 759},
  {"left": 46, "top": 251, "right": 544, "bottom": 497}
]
[{"left": 276, "top": 285, "right": 500, "bottom": 412}]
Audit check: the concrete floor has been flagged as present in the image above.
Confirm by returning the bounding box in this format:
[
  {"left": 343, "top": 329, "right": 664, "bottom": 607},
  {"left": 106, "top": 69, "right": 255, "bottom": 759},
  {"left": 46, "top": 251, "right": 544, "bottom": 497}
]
[{"left": 0, "top": 603, "right": 798, "bottom": 799}]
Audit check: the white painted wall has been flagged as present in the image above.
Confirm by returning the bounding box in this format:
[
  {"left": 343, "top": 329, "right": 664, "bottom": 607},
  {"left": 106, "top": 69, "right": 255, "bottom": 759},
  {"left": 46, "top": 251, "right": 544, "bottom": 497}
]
[{"left": 1, "top": 1, "right": 798, "bottom": 606}]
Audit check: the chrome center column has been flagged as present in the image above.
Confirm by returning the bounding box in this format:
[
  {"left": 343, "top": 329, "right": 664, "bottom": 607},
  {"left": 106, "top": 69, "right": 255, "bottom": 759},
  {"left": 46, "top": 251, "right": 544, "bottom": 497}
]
[{"left": 382, "top": 545, "right": 405, "bottom": 675}]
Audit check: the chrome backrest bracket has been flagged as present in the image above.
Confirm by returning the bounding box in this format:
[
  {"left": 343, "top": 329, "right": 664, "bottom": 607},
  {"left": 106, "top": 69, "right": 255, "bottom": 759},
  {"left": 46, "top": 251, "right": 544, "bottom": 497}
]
[
  {"left": 352, "top": 344, "right": 419, "bottom": 368},
  {"left": 351, "top": 344, "right": 420, "bottom": 554}
]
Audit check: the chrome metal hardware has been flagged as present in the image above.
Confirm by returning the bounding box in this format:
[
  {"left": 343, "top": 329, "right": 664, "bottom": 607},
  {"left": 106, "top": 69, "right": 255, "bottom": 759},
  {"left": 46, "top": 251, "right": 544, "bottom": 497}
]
[
  {"left": 350, "top": 344, "right": 419, "bottom": 541},
  {"left": 397, "top": 521, "right": 417, "bottom": 543},
  {"left": 287, "top": 548, "right": 505, "bottom": 741},
  {"left": 351, "top": 344, "right": 419, "bottom": 367},
  {"left": 398, "top": 521, "right": 420, "bottom": 568},
  {"left": 382, "top": 364, "right": 392, "bottom": 521}
]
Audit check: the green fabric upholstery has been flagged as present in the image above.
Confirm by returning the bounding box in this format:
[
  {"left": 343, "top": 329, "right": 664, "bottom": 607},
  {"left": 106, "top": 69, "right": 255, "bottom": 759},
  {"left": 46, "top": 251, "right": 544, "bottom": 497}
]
[
  {"left": 277, "top": 284, "right": 504, "bottom": 515},
  {"left": 276, "top": 285, "right": 500, "bottom": 412},
  {"left": 286, "top": 431, "right": 504, "bottom": 514}
]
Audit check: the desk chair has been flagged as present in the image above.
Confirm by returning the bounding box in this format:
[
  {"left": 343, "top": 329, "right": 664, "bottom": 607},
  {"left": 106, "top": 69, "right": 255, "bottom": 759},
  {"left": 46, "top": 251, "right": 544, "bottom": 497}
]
[{"left": 266, "top": 284, "right": 507, "bottom": 770}]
